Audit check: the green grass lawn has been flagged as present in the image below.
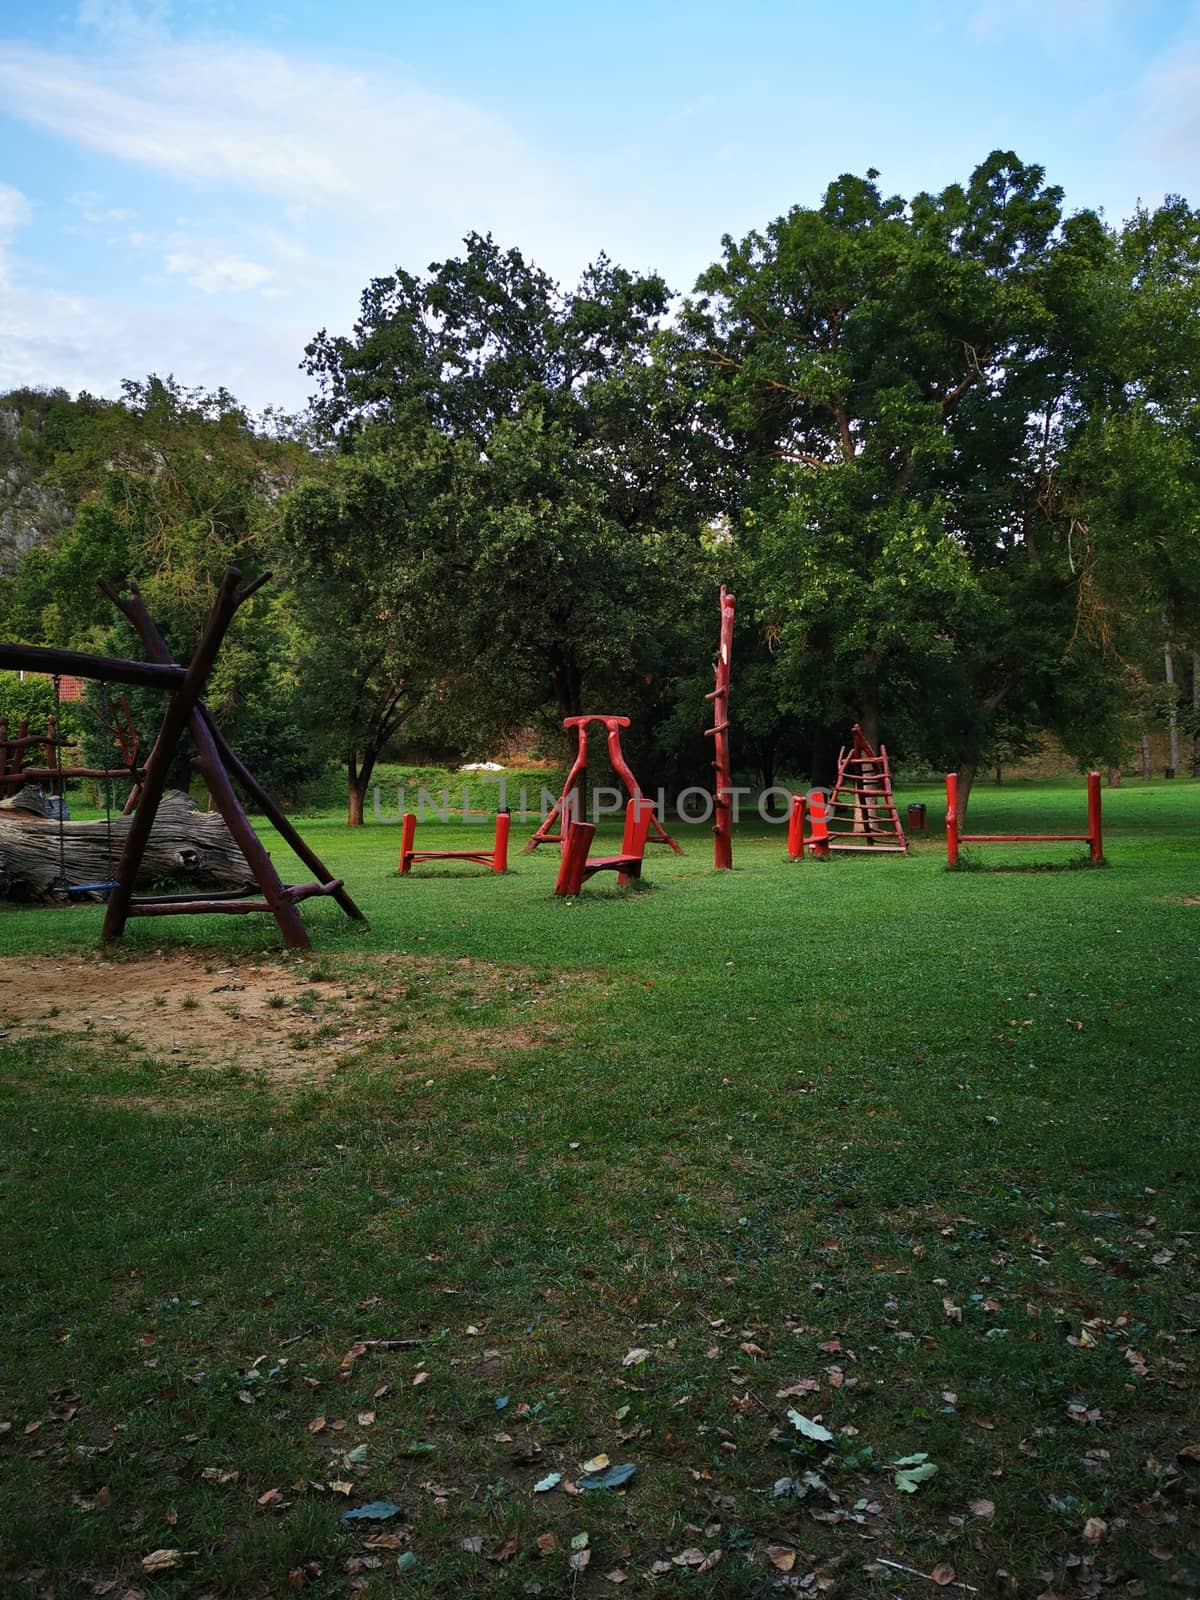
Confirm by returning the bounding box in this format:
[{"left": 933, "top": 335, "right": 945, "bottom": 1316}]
[{"left": 1, "top": 776, "right": 1197, "bottom": 1598}]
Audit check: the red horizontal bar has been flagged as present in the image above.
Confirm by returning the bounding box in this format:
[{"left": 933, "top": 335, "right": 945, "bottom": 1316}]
[
  {"left": 958, "top": 834, "right": 1091, "bottom": 843},
  {"left": 407, "top": 851, "right": 495, "bottom": 865}
]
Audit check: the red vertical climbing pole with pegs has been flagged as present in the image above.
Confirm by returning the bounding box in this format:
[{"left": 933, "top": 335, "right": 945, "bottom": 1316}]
[
  {"left": 524, "top": 715, "right": 682, "bottom": 854},
  {"left": 706, "top": 586, "right": 735, "bottom": 870}
]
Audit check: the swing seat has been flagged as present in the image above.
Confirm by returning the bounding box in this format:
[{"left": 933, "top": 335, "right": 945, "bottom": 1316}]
[{"left": 55, "top": 881, "right": 119, "bottom": 896}]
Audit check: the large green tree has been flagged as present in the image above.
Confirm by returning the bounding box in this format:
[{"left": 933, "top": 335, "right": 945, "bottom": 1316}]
[
  {"left": 298, "top": 235, "right": 712, "bottom": 786},
  {"left": 676, "top": 152, "right": 1127, "bottom": 813}
]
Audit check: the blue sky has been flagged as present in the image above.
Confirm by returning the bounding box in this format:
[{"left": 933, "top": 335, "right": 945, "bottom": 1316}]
[{"left": 1, "top": 0, "right": 1199, "bottom": 412}]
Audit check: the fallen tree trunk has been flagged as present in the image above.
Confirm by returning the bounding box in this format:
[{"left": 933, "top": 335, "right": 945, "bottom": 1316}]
[{"left": 0, "top": 787, "right": 253, "bottom": 903}]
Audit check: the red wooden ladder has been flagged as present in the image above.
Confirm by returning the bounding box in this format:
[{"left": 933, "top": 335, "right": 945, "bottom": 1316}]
[{"left": 825, "top": 725, "right": 908, "bottom": 854}]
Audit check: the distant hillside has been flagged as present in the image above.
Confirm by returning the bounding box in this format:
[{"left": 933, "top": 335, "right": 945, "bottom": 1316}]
[{"left": 0, "top": 389, "right": 77, "bottom": 577}]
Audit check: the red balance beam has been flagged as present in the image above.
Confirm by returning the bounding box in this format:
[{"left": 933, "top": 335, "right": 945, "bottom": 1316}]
[
  {"left": 398, "top": 810, "right": 510, "bottom": 875},
  {"left": 945, "top": 772, "right": 1102, "bottom": 867}
]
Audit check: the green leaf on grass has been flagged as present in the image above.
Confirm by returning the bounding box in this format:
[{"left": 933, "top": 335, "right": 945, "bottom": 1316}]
[
  {"left": 787, "top": 1409, "right": 833, "bottom": 1442},
  {"left": 894, "top": 1457, "right": 939, "bottom": 1493}
]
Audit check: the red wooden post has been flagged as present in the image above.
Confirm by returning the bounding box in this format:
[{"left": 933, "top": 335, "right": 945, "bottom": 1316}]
[
  {"left": 399, "top": 811, "right": 417, "bottom": 874},
  {"left": 945, "top": 773, "right": 960, "bottom": 867},
  {"left": 617, "top": 798, "right": 654, "bottom": 887},
  {"left": 1087, "top": 770, "right": 1102, "bottom": 864},
  {"left": 808, "top": 792, "right": 830, "bottom": 858},
  {"left": 706, "top": 586, "right": 735, "bottom": 870},
  {"left": 493, "top": 809, "right": 511, "bottom": 873},
  {"left": 554, "top": 817, "right": 595, "bottom": 896},
  {"left": 787, "top": 793, "right": 806, "bottom": 859}
]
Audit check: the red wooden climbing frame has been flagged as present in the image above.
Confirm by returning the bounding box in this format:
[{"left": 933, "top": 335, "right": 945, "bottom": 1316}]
[
  {"left": 524, "top": 714, "right": 681, "bottom": 854},
  {"left": 825, "top": 725, "right": 907, "bottom": 853}
]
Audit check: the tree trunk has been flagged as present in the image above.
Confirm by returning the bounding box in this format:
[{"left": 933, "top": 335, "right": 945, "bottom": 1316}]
[
  {"left": 347, "top": 748, "right": 379, "bottom": 828},
  {"left": 857, "top": 697, "right": 881, "bottom": 752},
  {"left": 1140, "top": 732, "right": 1152, "bottom": 781},
  {"left": 1164, "top": 619, "right": 1180, "bottom": 774},
  {"left": 0, "top": 787, "right": 252, "bottom": 902},
  {"left": 1107, "top": 766, "right": 1123, "bottom": 789},
  {"left": 1193, "top": 653, "right": 1199, "bottom": 778},
  {"left": 757, "top": 742, "right": 783, "bottom": 812}
]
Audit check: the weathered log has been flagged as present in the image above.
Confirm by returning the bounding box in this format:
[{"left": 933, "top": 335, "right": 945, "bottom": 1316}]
[{"left": 0, "top": 788, "right": 253, "bottom": 902}]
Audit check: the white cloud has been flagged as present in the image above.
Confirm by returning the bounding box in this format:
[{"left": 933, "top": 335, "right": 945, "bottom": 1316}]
[
  {"left": 0, "top": 274, "right": 315, "bottom": 411},
  {"left": 165, "top": 249, "right": 275, "bottom": 294},
  {"left": 971, "top": 0, "right": 1137, "bottom": 44},
  {"left": 0, "top": 36, "right": 562, "bottom": 234},
  {"left": 0, "top": 182, "right": 34, "bottom": 288},
  {"left": 1137, "top": 39, "right": 1200, "bottom": 175}
]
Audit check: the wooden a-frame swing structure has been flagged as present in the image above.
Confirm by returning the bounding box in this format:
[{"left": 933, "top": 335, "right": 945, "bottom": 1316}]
[{"left": 0, "top": 567, "right": 365, "bottom": 949}]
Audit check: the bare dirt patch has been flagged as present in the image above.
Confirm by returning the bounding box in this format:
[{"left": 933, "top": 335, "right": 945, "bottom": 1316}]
[{"left": 0, "top": 951, "right": 584, "bottom": 1087}]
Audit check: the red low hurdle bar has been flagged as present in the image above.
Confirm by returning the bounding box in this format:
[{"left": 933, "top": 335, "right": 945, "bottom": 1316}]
[
  {"left": 399, "top": 809, "right": 511, "bottom": 875},
  {"left": 945, "top": 772, "right": 1102, "bottom": 867}
]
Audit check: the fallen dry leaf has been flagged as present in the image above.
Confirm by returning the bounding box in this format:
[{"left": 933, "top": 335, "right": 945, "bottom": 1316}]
[
  {"left": 673, "top": 1548, "right": 706, "bottom": 1567},
  {"left": 569, "top": 1548, "right": 591, "bottom": 1573},
  {"left": 535, "top": 1533, "right": 560, "bottom": 1557},
  {"left": 969, "top": 1497, "right": 995, "bottom": 1518},
  {"left": 622, "top": 1348, "right": 650, "bottom": 1367},
  {"left": 1083, "top": 1516, "right": 1107, "bottom": 1543},
  {"left": 582, "top": 1453, "right": 610, "bottom": 1473},
  {"left": 141, "top": 1550, "right": 191, "bottom": 1574},
  {"left": 931, "top": 1565, "right": 957, "bottom": 1587},
  {"left": 767, "top": 1545, "right": 796, "bottom": 1572}
]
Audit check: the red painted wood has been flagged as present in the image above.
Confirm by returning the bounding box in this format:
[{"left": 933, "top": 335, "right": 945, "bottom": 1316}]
[
  {"left": 945, "top": 772, "right": 960, "bottom": 866},
  {"left": 787, "top": 793, "right": 806, "bottom": 859},
  {"left": 706, "top": 586, "right": 735, "bottom": 870},
  {"left": 526, "top": 715, "right": 681, "bottom": 854},
  {"left": 1088, "top": 770, "right": 1102, "bottom": 863},
  {"left": 400, "top": 808, "right": 511, "bottom": 874},
  {"left": 946, "top": 770, "right": 1104, "bottom": 866}
]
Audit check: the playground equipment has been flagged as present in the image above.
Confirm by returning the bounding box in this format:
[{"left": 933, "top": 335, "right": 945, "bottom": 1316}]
[
  {"left": 824, "top": 725, "right": 907, "bottom": 853},
  {"left": 706, "top": 586, "right": 735, "bottom": 870},
  {"left": 0, "top": 568, "right": 365, "bottom": 948},
  {"left": 1, "top": 692, "right": 142, "bottom": 809},
  {"left": 525, "top": 714, "right": 681, "bottom": 855},
  {"left": 399, "top": 808, "right": 510, "bottom": 875},
  {"left": 784, "top": 790, "right": 832, "bottom": 857},
  {"left": 554, "top": 798, "right": 654, "bottom": 897},
  {"left": 945, "top": 771, "right": 1102, "bottom": 867},
  {"left": 786, "top": 791, "right": 831, "bottom": 858}
]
